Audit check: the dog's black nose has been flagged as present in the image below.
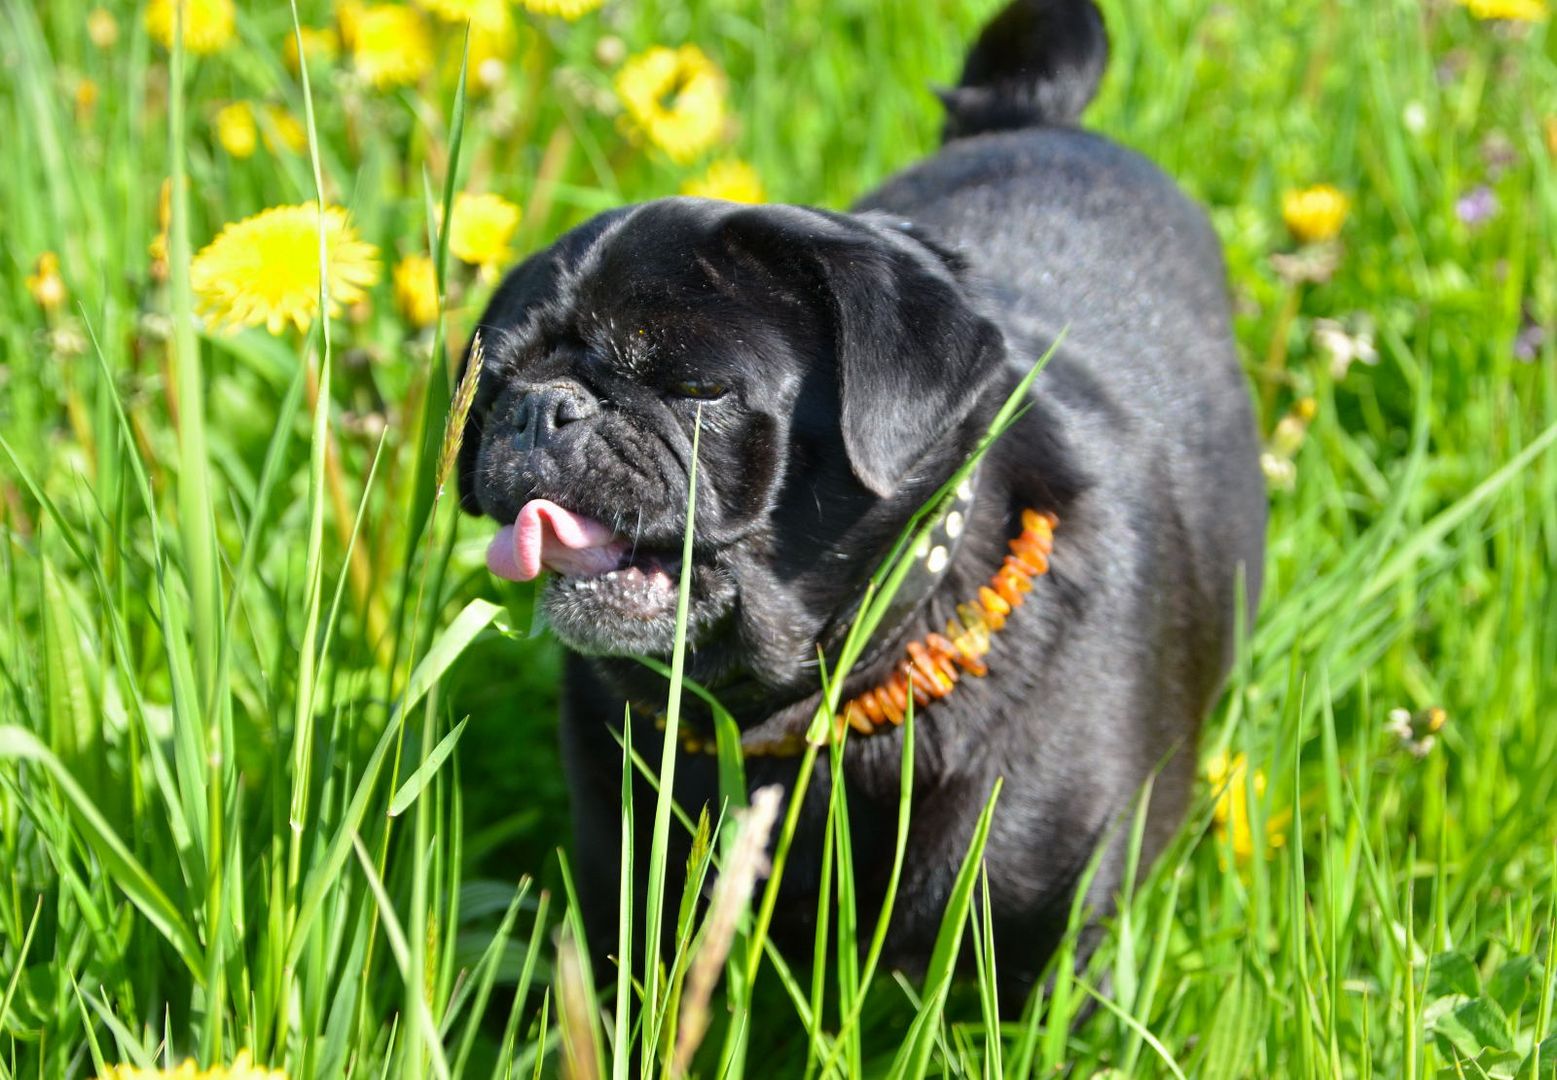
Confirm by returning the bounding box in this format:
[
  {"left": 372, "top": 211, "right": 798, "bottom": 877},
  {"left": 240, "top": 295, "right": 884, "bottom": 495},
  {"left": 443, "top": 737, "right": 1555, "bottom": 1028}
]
[{"left": 512, "top": 383, "right": 597, "bottom": 452}]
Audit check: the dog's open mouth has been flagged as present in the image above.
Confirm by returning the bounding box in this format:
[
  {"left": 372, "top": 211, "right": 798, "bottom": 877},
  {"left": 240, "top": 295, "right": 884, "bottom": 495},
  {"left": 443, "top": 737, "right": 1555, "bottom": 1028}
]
[{"left": 486, "top": 499, "right": 681, "bottom": 619}]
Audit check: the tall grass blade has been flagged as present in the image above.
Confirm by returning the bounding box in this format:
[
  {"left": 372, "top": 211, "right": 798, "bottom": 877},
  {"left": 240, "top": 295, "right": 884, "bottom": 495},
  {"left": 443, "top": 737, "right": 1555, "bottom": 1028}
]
[
  {"left": 0, "top": 725, "right": 202, "bottom": 974},
  {"left": 389, "top": 718, "right": 470, "bottom": 818},
  {"left": 641, "top": 406, "right": 703, "bottom": 1069},
  {"left": 397, "top": 600, "right": 503, "bottom": 721},
  {"left": 887, "top": 778, "right": 1003, "bottom": 1080},
  {"left": 350, "top": 835, "right": 451, "bottom": 1080}
]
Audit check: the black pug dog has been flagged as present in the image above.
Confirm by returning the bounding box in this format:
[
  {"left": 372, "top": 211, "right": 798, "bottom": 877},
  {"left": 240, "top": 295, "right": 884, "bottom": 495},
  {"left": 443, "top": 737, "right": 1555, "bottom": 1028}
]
[{"left": 457, "top": 0, "right": 1265, "bottom": 1000}]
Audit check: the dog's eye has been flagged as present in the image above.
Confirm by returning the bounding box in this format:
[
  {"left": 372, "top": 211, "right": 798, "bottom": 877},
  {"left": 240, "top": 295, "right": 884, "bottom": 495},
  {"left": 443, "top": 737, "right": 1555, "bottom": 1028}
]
[{"left": 669, "top": 380, "right": 728, "bottom": 401}]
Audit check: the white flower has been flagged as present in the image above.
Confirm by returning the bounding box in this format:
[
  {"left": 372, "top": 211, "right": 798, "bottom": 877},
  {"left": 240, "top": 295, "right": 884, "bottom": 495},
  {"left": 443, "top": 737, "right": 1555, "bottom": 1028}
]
[{"left": 1313, "top": 317, "right": 1378, "bottom": 380}]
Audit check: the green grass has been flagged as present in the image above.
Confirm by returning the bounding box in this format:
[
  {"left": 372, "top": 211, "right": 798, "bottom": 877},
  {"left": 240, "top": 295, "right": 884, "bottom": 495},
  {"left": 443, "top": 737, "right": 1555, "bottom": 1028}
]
[{"left": 3, "top": 0, "right": 1557, "bottom": 1076}]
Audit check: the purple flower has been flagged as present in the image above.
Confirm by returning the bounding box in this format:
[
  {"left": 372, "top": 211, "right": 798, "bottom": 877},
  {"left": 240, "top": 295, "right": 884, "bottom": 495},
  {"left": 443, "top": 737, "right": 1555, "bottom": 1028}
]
[
  {"left": 1514, "top": 321, "right": 1546, "bottom": 363},
  {"left": 1480, "top": 131, "right": 1517, "bottom": 179},
  {"left": 1456, "top": 186, "right": 1499, "bottom": 227}
]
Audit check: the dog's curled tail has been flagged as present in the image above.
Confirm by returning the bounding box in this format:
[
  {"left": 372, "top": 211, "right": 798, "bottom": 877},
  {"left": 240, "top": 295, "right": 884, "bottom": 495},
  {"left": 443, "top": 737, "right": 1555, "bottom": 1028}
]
[{"left": 939, "top": 0, "right": 1108, "bottom": 142}]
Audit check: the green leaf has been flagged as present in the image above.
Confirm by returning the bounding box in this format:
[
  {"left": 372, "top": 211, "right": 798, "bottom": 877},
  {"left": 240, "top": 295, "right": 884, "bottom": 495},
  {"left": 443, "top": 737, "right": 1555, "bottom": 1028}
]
[
  {"left": 397, "top": 600, "right": 503, "bottom": 720},
  {"left": 388, "top": 718, "right": 469, "bottom": 818},
  {"left": 1432, "top": 997, "right": 1514, "bottom": 1060},
  {"left": 1427, "top": 951, "right": 1483, "bottom": 1000},
  {"left": 40, "top": 559, "right": 101, "bottom": 798},
  {"left": 1195, "top": 962, "right": 1264, "bottom": 1078},
  {"left": 1488, "top": 956, "right": 1540, "bottom": 1017}
]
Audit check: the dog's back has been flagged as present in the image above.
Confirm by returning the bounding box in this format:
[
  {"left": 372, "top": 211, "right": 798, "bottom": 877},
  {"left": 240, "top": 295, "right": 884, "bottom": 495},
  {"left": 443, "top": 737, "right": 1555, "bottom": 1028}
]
[{"left": 860, "top": 0, "right": 1265, "bottom": 668}]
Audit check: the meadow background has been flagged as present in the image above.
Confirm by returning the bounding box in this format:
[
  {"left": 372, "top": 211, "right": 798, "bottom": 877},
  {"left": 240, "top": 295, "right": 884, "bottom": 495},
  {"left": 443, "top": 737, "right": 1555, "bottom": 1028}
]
[{"left": 2, "top": 0, "right": 1556, "bottom": 1076}]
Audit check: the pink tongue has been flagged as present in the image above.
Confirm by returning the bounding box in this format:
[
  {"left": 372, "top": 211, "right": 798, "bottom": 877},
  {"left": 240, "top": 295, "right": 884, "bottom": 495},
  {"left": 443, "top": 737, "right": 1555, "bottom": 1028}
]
[{"left": 486, "top": 500, "right": 627, "bottom": 582}]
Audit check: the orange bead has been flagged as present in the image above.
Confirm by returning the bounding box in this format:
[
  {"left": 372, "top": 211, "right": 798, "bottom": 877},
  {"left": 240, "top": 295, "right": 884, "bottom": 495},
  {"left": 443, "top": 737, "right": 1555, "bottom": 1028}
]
[
  {"left": 907, "top": 640, "right": 954, "bottom": 694},
  {"left": 1030, "top": 509, "right": 1058, "bottom": 534},
  {"left": 950, "top": 611, "right": 991, "bottom": 658},
  {"left": 979, "top": 585, "right": 1011, "bottom": 616},
  {"left": 1002, "top": 557, "right": 1037, "bottom": 588},
  {"left": 845, "top": 701, "right": 874, "bottom": 735},
  {"left": 1005, "top": 552, "right": 1038, "bottom": 576},
  {"left": 1010, "top": 534, "right": 1049, "bottom": 569},
  {"left": 922, "top": 634, "right": 964, "bottom": 683},
  {"left": 882, "top": 679, "right": 908, "bottom": 724},
  {"left": 936, "top": 654, "right": 962, "bottom": 682},
  {"left": 956, "top": 604, "right": 990, "bottom": 641},
  {"left": 994, "top": 573, "right": 1024, "bottom": 607},
  {"left": 858, "top": 691, "right": 884, "bottom": 725},
  {"left": 945, "top": 634, "right": 979, "bottom": 668}
]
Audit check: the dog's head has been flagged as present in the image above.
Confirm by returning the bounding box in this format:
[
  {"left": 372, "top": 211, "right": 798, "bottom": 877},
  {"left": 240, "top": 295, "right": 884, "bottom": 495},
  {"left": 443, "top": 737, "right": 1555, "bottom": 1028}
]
[{"left": 457, "top": 198, "right": 1007, "bottom": 689}]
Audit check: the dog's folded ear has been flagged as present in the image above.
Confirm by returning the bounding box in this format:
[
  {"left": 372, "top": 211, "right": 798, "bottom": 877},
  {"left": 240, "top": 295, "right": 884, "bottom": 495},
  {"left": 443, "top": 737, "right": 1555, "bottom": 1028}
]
[{"left": 718, "top": 205, "right": 1005, "bottom": 498}]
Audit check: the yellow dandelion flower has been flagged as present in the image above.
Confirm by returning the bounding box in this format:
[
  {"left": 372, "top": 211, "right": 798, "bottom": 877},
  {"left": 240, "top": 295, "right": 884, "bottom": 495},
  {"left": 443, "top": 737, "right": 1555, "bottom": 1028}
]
[
  {"left": 1281, "top": 184, "right": 1349, "bottom": 245},
  {"left": 448, "top": 191, "right": 522, "bottom": 270},
  {"left": 144, "top": 0, "right": 237, "bottom": 55},
  {"left": 394, "top": 253, "right": 441, "bottom": 327},
  {"left": 418, "top": 0, "right": 523, "bottom": 88},
  {"left": 419, "top": 0, "right": 508, "bottom": 24},
  {"left": 191, "top": 203, "right": 380, "bottom": 336},
  {"left": 75, "top": 78, "right": 100, "bottom": 120},
  {"left": 518, "top": 0, "right": 604, "bottom": 20},
  {"left": 681, "top": 158, "right": 765, "bottom": 203},
  {"left": 351, "top": 4, "right": 433, "bottom": 89},
  {"left": 26, "top": 252, "right": 67, "bottom": 310},
  {"left": 1206, "top": 751, "right": 1288, "bottom": 864},
  {"left": 615, "top": 44, "right": 727, "bottom": 164},
  {"left": 261, "top": 105, "right": 308, "bottom": 154},
  {"left": 466, "top": 1, "right": 520, "bottom": 87},
  {"left": 95, "top": 1050, "right": 287, "bottom": 1080},
  {"left": 88, "top": 7, "right": 119, "bottom": 48},
  {"left": 283, "top": 25, "right": 340, "bottom": 72},
  {"left": 214, "top": 101, "right": 257, "bottom": 159},
  {"left": 1461, "top": 0, "right": 1546, "bottom": 19},
  {"left": 336, "top": 0, "right": 364, "bottom": 48}
]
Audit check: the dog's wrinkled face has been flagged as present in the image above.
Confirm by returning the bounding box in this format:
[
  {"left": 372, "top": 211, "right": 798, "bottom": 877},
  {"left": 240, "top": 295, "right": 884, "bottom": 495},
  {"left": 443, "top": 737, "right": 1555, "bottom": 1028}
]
[{"left": 457, "top": 198, "right": 1005, "bottom": 690}]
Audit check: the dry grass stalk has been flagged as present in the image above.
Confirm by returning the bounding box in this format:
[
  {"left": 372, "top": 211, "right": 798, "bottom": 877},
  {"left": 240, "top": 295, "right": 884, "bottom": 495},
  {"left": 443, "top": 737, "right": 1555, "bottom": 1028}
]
[
  {"left": 670, "top": 784, "right": 784, "bottom": 1077},
  {"left": 556, "top": 928, "right": 600, "bottom": 1080}
]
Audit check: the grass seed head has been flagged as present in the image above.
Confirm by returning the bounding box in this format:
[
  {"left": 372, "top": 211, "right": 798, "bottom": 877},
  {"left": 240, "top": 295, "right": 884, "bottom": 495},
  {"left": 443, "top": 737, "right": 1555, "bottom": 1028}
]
[{"left": 438, "top": 331, "right": 485, "bottom": 498}]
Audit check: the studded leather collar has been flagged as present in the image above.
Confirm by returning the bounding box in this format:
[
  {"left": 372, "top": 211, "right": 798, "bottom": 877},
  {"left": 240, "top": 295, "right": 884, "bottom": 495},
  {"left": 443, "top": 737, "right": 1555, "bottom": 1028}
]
[{"left": 815, "top": 469, "right": 981, "bottom": 670}]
